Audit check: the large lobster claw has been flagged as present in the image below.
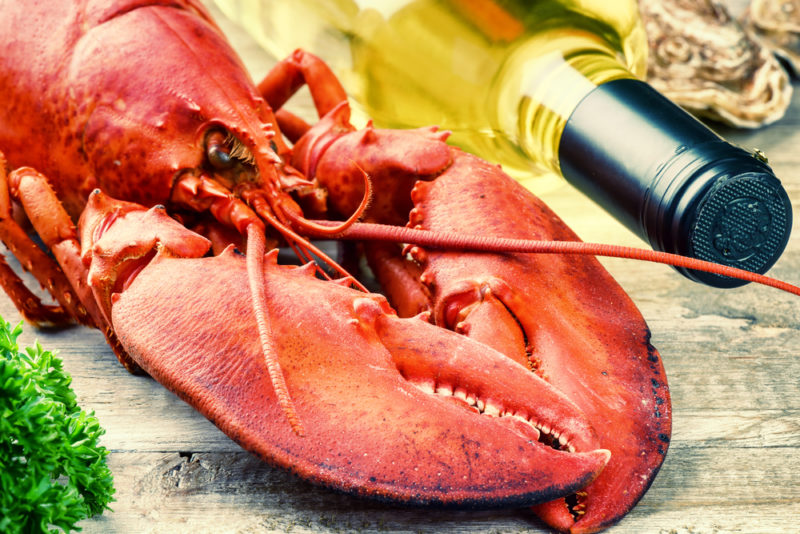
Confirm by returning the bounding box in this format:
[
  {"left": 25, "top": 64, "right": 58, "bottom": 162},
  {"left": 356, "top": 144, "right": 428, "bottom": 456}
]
[
  {"left": 410, "top": 155, "right": 672, "bottom": 532},
  {"left": 288, "top": 98, "right": 671, "bottom": 531},
  {"left": 80, "top": 190, "right": 610, "bottom": 506}
]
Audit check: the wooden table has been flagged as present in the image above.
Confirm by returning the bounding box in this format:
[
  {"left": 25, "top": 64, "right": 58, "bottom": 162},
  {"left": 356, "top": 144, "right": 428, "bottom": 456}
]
[{"left": 3, "top": 1, "right": 799, "bottom": 533}]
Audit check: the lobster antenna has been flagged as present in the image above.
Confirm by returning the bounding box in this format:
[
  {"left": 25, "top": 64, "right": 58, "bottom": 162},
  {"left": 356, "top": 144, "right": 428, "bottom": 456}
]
[
  {"left": 246, "top": 223, "right": 305, "bottom": 436},
  {"left": 326, "top": 222, "right": 800, "bottom": 297}
]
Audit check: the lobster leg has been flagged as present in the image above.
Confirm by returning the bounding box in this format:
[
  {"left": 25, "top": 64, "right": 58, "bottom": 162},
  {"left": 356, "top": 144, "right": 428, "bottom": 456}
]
[
  {"left": 257, "top": 49, "right": 348, "bottom": 122},
  {"left": 0, "top": 251, "right": 70, "bottom": 326},
  {"left": 256, "top": 50, "right": 360, "bottom": 184},
  {"left": 4, "top": 166, "right": 145, "bottom": 373},
  {"left": 0, "top": 155, "right": 88, "bottom": 326},
  {"left": 366, "top": 242, "right": 431, "bottom": 317}
]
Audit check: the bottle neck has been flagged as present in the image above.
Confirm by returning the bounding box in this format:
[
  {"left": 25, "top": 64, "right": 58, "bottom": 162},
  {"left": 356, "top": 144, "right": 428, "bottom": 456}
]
[
  {"left": 494, "top": 33, "right": 637, "bottom": 174},
  {"left": 558, "top": 78, "right": 792, "bottom": 286}
]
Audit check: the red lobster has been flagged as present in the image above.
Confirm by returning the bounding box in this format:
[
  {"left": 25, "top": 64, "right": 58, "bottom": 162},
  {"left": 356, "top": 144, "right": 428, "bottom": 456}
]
[{"left": 0, "top": 1, "right": 796, "bottom": 532}]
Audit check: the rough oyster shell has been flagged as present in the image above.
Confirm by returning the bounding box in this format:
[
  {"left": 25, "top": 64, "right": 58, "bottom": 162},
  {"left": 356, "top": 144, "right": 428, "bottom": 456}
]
[
  {"left": 742, "top": 0, "right": 800, "bottom": 76},
  {"left": 639, "top": 0, "right": 792, "bottom": 128}
]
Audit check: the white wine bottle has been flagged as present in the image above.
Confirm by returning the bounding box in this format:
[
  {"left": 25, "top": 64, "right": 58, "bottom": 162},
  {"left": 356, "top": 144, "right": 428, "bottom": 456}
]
[{"left": 215, "top": 0, "right": 792, "bottom": 287}]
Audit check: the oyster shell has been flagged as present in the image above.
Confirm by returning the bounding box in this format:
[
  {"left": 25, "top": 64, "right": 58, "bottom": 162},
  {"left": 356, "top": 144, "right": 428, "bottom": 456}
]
[
  {"left": 639, "top": 0, "right": 792, "bottom": 128},
  {"left": 742, "top": 0, "right": 800, "bottom": 76}
]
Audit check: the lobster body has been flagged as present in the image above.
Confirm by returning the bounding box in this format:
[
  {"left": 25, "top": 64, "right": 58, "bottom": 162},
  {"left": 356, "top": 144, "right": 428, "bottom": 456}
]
[{"left": 0, "top": 2, "right": 679, "bottom": 533}]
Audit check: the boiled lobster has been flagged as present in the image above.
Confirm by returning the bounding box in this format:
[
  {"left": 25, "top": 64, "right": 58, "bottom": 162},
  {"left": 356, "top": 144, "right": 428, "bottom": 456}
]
[{"left": 0, "top": 2, "right": 796, "bottom": 533}]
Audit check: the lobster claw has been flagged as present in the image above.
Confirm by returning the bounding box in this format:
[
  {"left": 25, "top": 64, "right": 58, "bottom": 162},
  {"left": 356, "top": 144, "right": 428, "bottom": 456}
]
[
  {"left": 80, "top": 191, "right": 610, "bottom": 506},
  {"left": 408, "top": 156, "right": 672, "bottom": 531},
  {"left": 292, "top": 117, "right": 671, "bottom": 531}
]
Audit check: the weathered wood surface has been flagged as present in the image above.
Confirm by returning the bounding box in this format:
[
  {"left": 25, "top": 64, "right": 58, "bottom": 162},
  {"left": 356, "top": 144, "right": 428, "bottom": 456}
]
[{"left": 2, "top": 0, "right": 799, "bottom": 532}]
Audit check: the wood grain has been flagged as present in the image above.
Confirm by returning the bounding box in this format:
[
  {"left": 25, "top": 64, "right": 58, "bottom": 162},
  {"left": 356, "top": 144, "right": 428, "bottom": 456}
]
[{"left": 2, "top": 0, "right": 798, "bottom": 532}]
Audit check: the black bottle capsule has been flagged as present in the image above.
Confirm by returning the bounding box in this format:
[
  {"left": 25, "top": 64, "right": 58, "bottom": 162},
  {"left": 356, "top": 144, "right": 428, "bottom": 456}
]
[{"left": 559, "top": 79, "right": 793, "bottom": 287}]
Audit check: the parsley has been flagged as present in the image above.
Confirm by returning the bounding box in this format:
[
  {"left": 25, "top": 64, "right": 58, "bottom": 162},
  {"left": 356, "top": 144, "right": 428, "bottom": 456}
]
[{"left": 0, "top": 319, "right": 114, "bottom": 533}]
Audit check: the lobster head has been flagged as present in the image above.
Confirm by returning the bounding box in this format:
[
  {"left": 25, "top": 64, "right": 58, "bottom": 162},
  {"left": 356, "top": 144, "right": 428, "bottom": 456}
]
[
  {"left": 77, "top": 190, "right": 613, "bottom": 507},
  {"left": 71, "top": 1, "right": 304, "bottom": 217}
]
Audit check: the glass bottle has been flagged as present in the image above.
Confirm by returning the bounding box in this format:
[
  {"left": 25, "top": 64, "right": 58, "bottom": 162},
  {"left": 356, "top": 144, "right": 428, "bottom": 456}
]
[{"left": 215, "top": 0, "right": 793, "bottom": 287}]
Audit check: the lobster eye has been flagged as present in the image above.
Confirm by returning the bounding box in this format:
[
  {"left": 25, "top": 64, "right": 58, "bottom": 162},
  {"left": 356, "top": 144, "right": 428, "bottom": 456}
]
[{"left": 205, "top": 130, "right": 234, "bottom": 170}]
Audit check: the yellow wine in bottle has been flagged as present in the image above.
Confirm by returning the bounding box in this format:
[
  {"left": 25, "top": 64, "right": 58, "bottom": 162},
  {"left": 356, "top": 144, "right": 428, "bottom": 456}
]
[
  {"left": 216, "top": 0, "right": 644, "bottom": 182},
  {"left": 216, "top": 0, "right": 792, "bottom": 287}
]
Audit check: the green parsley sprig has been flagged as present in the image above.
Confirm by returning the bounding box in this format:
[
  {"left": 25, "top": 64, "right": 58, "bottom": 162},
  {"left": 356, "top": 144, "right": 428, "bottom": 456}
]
[{"left": 0, "top": 318, "right": 114, "bottom": 533}]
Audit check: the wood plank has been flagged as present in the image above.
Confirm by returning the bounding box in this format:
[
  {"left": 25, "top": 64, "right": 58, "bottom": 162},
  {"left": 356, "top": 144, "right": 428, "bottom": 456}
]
[{"left": 69, "top": 447, "right": 800, "bottom": 534}]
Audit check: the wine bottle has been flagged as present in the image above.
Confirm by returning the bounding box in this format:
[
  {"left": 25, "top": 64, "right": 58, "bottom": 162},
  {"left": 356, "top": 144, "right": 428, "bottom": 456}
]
[{"left": 214, "top": 0, "right": 793, "bottom": 287}]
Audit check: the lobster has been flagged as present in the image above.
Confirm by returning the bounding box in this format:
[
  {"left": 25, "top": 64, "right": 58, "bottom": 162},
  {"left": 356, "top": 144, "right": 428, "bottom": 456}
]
[{"left": 0, "top": 1, "right": 797, "bottom": 532}]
